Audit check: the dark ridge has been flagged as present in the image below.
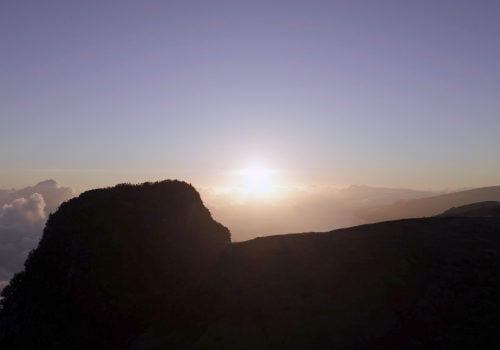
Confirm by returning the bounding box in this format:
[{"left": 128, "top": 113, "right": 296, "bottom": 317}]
[
  {"left": 438, "top": 201, "right": 500, "bottom": 217},
  {"left": 1, "top": 181, "right": 500, "bottom": 349}
]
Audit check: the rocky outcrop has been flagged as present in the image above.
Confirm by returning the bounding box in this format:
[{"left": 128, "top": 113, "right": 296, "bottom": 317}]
[{"left": 0, "top": 180, "right": 230, "bottom": 348}]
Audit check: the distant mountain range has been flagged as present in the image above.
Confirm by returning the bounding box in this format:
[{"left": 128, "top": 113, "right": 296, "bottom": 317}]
[
  {"left": 1, "top": 181, "right": 500, "bottom": 349},
  {"left": 335, "top": 184, "right": 438, "bottom": 205},
  {"left": 207, "top": 184, "right": 442, "bottom": 241},
  {"left": 356, "top": 186, "right": 500, "bottom": 223}
]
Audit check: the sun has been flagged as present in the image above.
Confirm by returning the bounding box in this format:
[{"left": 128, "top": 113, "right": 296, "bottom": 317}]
[{"left": 238, "top": 165, "right": 276, "bottom": 195}]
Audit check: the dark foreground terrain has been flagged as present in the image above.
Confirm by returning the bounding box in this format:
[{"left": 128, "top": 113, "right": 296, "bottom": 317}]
[{"left": 1, "top": 181, "right": 500, "bottom": 349}]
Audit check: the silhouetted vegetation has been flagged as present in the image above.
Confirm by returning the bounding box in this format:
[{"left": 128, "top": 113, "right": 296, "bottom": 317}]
[{"left": 1, "top": 181, "right": 500, "bottom": 349}]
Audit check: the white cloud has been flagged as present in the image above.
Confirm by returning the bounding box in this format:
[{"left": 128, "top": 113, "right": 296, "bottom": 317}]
[
  {"left": 0, "top": 180, "right": 73, "bottom": 291},
  {"left": 0, "top": 179, "right": 73, "bottom": 215}
]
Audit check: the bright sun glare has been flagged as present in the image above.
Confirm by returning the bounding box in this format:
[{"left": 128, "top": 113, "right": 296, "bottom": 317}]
[{"left": 238, "top": 165, "right": 276, "bottom": 195}]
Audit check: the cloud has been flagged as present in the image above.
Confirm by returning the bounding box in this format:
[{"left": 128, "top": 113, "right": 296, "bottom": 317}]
[
  {"left": 0, "top": 180, "right": 73, "bottom": 290},
  {"left": 0, "top": 179, "right": 73, "bottom": 216}
]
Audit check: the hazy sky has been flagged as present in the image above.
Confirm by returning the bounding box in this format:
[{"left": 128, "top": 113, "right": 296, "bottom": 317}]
[{"left": 2, "top": 0, "right": 499, "bottom": 192}]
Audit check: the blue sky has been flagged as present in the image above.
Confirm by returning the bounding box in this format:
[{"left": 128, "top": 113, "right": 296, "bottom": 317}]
[{"left": 1, "top": 0, "right": 499, "bottom": 191}]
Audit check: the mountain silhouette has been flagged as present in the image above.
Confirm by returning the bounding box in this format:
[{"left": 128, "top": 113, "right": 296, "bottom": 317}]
[
  {"left": 1, "top": 181, "right": 500, "bottom": 349},
  {"left": 0, "top": 181, "right": 230, "bottom": 348}
]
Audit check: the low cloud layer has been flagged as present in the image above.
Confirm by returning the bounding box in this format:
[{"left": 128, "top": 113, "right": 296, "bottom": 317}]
[{"left": 0, "top": 180, "right": 73, "bottom": 289}]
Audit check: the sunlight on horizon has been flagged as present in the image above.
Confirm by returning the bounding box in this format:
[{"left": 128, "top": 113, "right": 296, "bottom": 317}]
[
  {"left": 238, "top": 165, "right": 275, "bottom": 192},
  {"left": 233, "top": 164, "right": 281, "bottom": 201},
  {"left": 209, "top": 164, "right": 286, "bottom": 203}
]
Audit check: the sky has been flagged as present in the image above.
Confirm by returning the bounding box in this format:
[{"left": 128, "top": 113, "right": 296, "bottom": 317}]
[{"left": 1, "top": 0, "right": 500, "bottom": 193}]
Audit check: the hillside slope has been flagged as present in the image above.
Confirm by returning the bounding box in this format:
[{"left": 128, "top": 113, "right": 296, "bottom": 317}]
[{"left": 175, "top": 217, "right": 500, "bottom": 349}]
